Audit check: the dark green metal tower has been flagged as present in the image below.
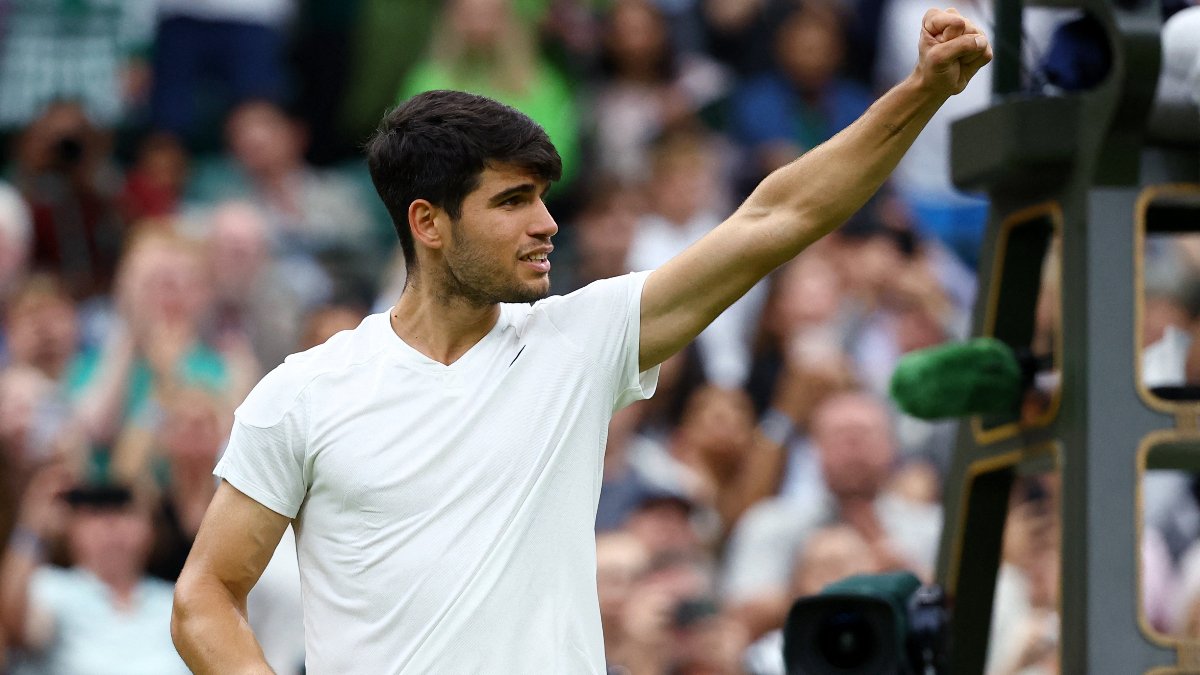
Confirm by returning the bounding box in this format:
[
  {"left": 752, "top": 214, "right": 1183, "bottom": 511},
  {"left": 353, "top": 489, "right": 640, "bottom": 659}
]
[{"left": 937, "top": 0, "right": 1200, "bottom": 671}]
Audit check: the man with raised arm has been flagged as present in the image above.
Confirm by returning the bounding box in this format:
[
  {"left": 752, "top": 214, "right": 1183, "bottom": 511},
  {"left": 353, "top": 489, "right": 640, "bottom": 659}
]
[{"left": 171, "top": 10, "right": 990, "bottom": 673}]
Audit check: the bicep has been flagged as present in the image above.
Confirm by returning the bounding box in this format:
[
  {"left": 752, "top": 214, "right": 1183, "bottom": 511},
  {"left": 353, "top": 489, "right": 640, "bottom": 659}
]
[
  {"left": 181, "top": 480, "right": 291, "bottom": 601},
  {"left": 639, "top": 208, "right": 796, "bottom": 371}
]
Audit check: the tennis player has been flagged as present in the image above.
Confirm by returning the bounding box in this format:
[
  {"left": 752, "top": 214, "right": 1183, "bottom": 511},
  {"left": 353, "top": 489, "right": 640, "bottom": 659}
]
[{"left": 172, "top": 9, "right": 990, "bottom": 673}]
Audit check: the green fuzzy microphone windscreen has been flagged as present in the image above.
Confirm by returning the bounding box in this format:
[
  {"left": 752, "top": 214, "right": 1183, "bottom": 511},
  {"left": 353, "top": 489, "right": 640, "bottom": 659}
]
[{"left": 889, "top": 337, "right": 1025, "bottom": 420}]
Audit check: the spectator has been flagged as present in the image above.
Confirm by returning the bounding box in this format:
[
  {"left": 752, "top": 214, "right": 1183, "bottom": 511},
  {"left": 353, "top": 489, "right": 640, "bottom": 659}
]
[
  {"left": 699, "top": 0, "right": 789, "bottom": 76},
  {"left": 669, "top": 595, "right": 748, "bottom": 675},
  {"left": 596, "top": 401, "right": 672, "bottom": 532},
  {"left": 115, "top": 387, "right": 226, "bottom": 580},
  {"left": 0, "top": 276, "right": 89, "bottom": 478},
  {"left": 591, "top": 0, "right": 730, "bottom": 182},
  {"left": 0, "top": 365, "right": 76, "bottom": 477},
  {"left": 744, "top": 249, "right": 853, "bottom": 415},
  {"left": 730, "top": 2, "right": 874, "bottom": 181},
  {"left": 205, "top": 201, "right": 303, "bottom": 371},
  {"left": 765, "top": 340, "right": 862, "bottom": 505},
  {"left": 189, "top": 100, "right": 380, "bottom": 305},
  {"left": 0, "top": 472, "right": 189, "bottom": 674},
  {"left": 151, "top": 0, "right": 294, "bottom": 146},
  {"left": 987, "top": 477, "right": 1061, "bottom": 675},
  {"left": 68, "top": 229, "right": 238, "bottom": 471},
  {"left": 612, "top": 550, "right": 721, "bottom": 674},
  {"left": 721, "top": 391, "right": 941, "bottom": 638},
  {"left": 596, "top": 530, "right": 651, "bottom": 666},
  {"left": 700, "top": 0, "right": 886, "bottom": 84},
  {"left": 625, "top": 489, "right": 705, "bottom": 561},
  {"left": 117, "top": 384, "right": 303, "bottom": 673},
  {"left": 118, "top": 134, "right": 189, "bottom": 225},
  {"left": 399, "top": 0, "right": 582, "bottom": 184},
  {"left": 669, "top": 385, "right": 790, "bottom": 537},
  {"left": 555, "top": 177, "right": 643, "bottom": 294},
  {"left": 628, "top": 126, "right": 763, "bottom": 387},
  {"left": 5, "top": 275, "right": 83, "bottom": 384},
  {"left": 742, "top": 525, "right": 881, "bottom": 675},
  {"left": 1171, "top": 534, "right": 1200, "bottom": 637},
  {"left": 837, "top": 218, "right": 960, "bottom": 399},
  {"left": 11, "top": 102, "right": 124, "bottom": 300}
]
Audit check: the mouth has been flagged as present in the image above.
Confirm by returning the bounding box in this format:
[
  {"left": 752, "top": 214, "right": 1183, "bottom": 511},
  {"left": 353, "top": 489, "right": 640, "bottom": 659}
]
[{"left": 519, "top": 250, "right": 552, "bottom": 274}]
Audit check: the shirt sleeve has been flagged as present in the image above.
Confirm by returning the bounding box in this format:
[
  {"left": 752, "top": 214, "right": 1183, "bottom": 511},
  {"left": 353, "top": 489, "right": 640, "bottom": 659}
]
[
  {"left": 538, "top": 271, "right": 660, "bottom": 411},
  {"left": 213, "top": 364, "right": 311, "bottom": 518}
]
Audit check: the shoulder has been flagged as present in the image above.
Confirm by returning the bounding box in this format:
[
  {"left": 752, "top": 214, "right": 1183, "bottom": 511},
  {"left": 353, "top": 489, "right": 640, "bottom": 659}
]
[
  {"left": 237, "top": 314, "right": 389, "bottom": 428},
  {"left": 528, "top": 273, "right": 648, "bottom": 318}
]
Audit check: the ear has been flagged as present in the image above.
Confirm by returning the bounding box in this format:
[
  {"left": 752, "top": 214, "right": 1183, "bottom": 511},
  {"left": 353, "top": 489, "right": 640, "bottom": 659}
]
[{"left": 408, "top": 199, "right": 446, "bottom": 252}]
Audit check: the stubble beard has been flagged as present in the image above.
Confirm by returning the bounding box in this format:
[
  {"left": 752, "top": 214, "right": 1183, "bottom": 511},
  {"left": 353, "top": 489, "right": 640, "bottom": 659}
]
[{"left": 437, "top": 229, "right": 550, "bottom": 308}]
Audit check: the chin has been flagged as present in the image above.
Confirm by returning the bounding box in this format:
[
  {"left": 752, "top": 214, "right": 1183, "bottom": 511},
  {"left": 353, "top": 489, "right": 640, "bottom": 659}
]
[{"left": 507, "top": 281, "right": 550, "bottom": 304}]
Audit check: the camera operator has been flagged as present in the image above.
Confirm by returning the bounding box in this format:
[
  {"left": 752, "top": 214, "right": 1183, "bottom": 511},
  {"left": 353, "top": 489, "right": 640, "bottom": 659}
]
[{"left": 11, "top": 102, "right": 124, "bottom": 301}]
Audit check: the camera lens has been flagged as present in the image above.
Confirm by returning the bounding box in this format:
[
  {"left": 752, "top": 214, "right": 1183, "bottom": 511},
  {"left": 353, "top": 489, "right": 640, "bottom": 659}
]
[{"left": 815, "top": 610, "right": 877, "bottom": 668}]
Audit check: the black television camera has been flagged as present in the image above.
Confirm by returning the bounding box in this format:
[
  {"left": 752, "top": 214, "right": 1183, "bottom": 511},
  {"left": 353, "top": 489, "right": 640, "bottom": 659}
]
[{"left": 782, "top": 571, "right": 949, "bottom": 675}]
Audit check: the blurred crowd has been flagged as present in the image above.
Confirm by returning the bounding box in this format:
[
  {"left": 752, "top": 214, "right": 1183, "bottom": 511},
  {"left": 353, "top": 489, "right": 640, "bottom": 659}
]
[{"left": 0, "top": 0, "right": 1196, "bottom": 673}]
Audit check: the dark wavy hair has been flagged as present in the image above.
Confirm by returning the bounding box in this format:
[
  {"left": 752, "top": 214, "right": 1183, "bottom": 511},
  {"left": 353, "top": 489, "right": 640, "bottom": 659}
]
[{"left": 365, "top": 90, "right": 562, "bottom": 269}]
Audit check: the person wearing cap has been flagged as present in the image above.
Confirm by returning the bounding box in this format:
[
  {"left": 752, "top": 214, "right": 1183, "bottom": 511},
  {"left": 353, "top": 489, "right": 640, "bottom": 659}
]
[{"left": 0, "top": 466, "right": 188, "bottom": 674}]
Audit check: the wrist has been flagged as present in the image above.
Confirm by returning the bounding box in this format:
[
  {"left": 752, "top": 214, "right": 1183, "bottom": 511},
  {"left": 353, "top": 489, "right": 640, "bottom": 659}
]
[{"left": 902, "top": 70, "right": 953, "bottom": 105}]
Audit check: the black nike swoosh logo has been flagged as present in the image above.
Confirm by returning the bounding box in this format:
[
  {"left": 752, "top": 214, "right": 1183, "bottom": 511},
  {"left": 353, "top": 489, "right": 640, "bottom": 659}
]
[{"left": 508, "top": 345, "right": 527, "bottom": 368}]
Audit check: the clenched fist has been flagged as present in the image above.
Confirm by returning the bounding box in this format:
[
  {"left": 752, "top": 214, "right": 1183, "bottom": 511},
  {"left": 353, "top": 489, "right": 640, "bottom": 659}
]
[{"left": 915, "top": 7, "right": 993, "bottom": 96}]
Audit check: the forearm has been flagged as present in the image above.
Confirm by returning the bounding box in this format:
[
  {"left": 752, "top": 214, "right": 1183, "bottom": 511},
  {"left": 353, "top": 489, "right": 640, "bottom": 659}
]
[
  {"left": 739, "top": 74, "right": 949, "bottom": 261},
  {"left": 171, "top": 574, "right": 274, "bottom": 674},
  {"left": 638, "top": 9, "right": 988, "bottom": 372}
]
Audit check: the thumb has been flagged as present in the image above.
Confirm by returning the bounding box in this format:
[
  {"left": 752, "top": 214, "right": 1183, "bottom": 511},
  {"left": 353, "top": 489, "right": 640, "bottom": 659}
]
[{"left": 928, "top": 33, "right": 989, "bottom": 73}]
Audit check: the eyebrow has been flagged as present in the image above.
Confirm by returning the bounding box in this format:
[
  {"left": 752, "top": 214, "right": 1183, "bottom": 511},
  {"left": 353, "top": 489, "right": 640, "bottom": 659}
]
[{"left": 487, "top": 182, "right": 550, "bottom": 207}]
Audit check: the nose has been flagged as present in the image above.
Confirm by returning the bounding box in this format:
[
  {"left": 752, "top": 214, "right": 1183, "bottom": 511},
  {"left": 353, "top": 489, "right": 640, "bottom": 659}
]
[{"left": 529, "top": 198, "right": 558, "bottom": 239}]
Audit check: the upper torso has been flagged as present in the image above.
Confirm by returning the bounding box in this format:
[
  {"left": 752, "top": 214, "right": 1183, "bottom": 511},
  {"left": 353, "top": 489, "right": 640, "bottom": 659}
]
[{"left": 215, "top": 273, "right": 658, "bottom": 674}]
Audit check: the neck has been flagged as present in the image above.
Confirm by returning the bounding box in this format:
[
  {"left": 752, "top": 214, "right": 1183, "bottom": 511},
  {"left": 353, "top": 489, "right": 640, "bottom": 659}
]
[{"left": 390, "top": 276, "right": 500, "bottom": 366}]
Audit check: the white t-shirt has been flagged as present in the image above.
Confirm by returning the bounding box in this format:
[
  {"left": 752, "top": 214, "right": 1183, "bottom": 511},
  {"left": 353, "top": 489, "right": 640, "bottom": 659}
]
[{"left": 214, "top": 272, "right": 659, "bottom": 674}]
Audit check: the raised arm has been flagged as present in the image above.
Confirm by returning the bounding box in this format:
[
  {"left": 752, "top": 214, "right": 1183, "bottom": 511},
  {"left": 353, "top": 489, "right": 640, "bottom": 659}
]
[
  {"left": 171, "top": 480, "right": 290, "bottom": 674},
  {"left": 639, "top": 8, "right": 991, "bottom": 371}
]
